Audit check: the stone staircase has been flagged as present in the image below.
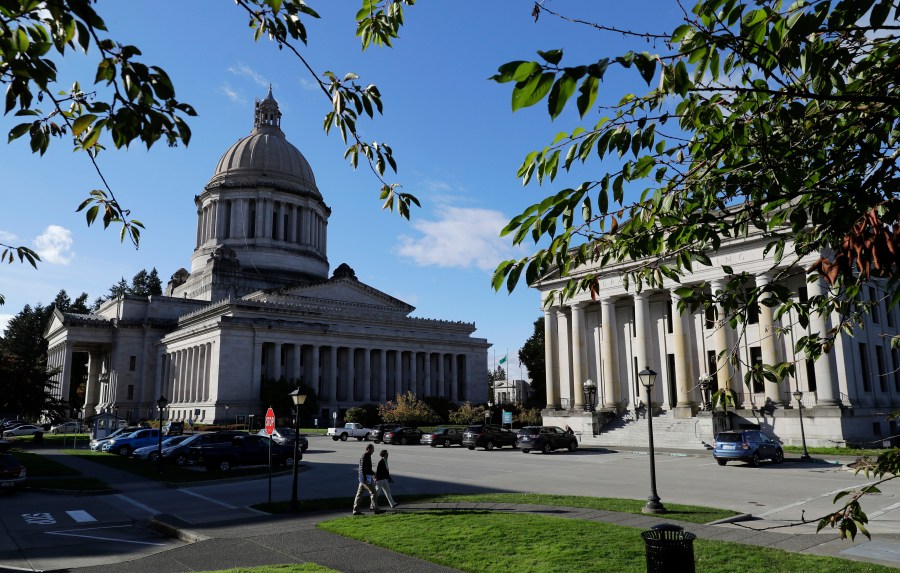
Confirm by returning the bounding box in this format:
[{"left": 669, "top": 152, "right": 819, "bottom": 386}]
[{"left": 578, "top": 410, "right": 712, "bottom": 451}]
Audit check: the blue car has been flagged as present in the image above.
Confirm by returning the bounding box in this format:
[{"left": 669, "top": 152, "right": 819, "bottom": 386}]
[{"left": 713, "top": 430, "right": 784, "bottom": 467}]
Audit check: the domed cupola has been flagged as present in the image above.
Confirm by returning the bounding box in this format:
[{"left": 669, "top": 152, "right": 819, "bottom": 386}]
[{"left": 172, "top": 88, "right": 331, "bottom": 302}]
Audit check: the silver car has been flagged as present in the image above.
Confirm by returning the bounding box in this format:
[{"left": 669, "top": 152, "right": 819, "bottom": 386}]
[{"left": 257, "top": 428, "right": 308, "bottom": 452}]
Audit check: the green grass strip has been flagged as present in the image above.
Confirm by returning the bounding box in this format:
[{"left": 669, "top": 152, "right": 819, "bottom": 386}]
[{"left": 319, "top": 512, "right": 895, "bottom": 573}]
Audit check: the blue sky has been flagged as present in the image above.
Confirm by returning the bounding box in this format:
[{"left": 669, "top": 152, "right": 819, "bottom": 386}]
[{"left": 0, "top": 1, "right": 682, "bottom": 380}]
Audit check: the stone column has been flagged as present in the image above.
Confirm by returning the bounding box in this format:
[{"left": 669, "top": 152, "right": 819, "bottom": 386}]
[
  {"left": 544, "top": 308, "right": 560, "bottom": 409},
  {"left": 58, "top": 341, "right": 73, "bottom": 405},
  {"left": 571, "top": 302, "right": 587, "bottom": 410},
  {"left": 557, "top": 309, "right": 573, "bottom": 408},
  {"left": 756, "top": 273, "right": 784, "bottom": 405},
  {"left": 600, "top": 298, "right": 619, "bottom": 408},
  {"left": 83, "top": 350, "right": 103, "bottom": 417},
  {"left": 310, "top": 345, "right": 320, "bottom": 397},
  {"left": 292, "top": 344, "right": 303, "bottom": 382},
  {"left": 328, "top": 346, "right": 338, "bottom": 402},
  {"left": 807, "top": 277, "right": 839, "bottom": 406},
  {"left": 409, "top": 351, "right": 418, "bottom": 396},
  {"left": 378, "top": 349, "right": 387, "bottom": 401},
  {"left": 710, "top": 279, "right": 733, "bottom": 399},
  {"left": 362, "top": 348, "right": 372, "bottom": 402},
  {"left": 437, "top": 353, "right": 445, "bottom": 397},
  {"left": 251, "top": 342, "right": 263, "bottom": 403},
  {"left": 423, "top": 352, "right": 432, "bottom": 397},
  {"left": 273, "top": 343, "right": 282, "bottom": 381},
  {"left": 633, "top": 292, "right": 652, "bottom": 406},
  {"left": 671, "top": 291, "right": 694, "bottom": 417},
  {"left": 344, "top": 348, "right": 355, "bottom": 401},
  {"left": 394, "top": 351, "right": 403, "bottom": 398}
]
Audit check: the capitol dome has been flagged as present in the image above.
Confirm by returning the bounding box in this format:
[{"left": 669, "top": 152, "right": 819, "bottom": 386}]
[{"left": 206, "top": 87, "right": 319, "bottom": 196}]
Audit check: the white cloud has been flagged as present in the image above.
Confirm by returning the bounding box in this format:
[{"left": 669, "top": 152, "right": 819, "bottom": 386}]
[
  {"left": 228, "top": 63, "right": 269, "bottom": 88},
  {"left": 396, "top": 206, "right": 518, "bottom": 271},
  {"left": 0, "top": 230, "right": 17, "bottom": 243},
  {"left": 219, "top": 83, "right": 245, "bottom": 104},
  {"left": 0, "top": 314, "right": 12, "bottom": 334},
  {"left": 34, "top": 225, "right": 74, "bottom": 265}
]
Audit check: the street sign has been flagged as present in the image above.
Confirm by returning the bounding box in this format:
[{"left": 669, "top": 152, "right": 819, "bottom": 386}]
[
  {"left": 264, "top": 407, "right": 275, "bottom": 435},
  {"left": 502, "top": 411, "right": 512, "bottom": 425}
]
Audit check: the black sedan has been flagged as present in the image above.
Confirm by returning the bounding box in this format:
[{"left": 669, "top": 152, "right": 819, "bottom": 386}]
[
  {"left": 516, "top": 426, "right": 578, "bottom": 454},
  {"left": 383, "top": 427, "right": 423, "bottom": 445},
  {"left": 0, "top": 452, "right": 26, "bottom": 492},
  {"left": 422, "top": 426, "right": 463, "bottom": 447}
]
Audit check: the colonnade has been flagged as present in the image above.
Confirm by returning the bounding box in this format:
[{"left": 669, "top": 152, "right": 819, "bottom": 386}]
[
  {"left": 159, "top": 343, "right": 214, "bottom": 408},
  {"left": 251, "top": 342, "right": 469, "bottom": 404},
  {"left": 46, "top": 341, "right": 73, "bottom": 402},
  {"left": 197, "top": 196, "right": 326, "bottom": 252},
  {"left": 543, "top": 277, "right": 840, "bottom": 413}
]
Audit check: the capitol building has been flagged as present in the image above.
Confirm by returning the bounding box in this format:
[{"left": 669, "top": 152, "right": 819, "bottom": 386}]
[{"left": 44, "top": 89, "right": 490, "bottom": 425}]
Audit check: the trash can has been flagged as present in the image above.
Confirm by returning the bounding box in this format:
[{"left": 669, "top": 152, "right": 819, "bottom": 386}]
[{"left": 641, "top": 523, "right": 696, "bottom": 573}]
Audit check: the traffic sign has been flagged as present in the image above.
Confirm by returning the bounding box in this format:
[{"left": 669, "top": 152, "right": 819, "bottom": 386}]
[{"left": 264, "top": 407, "right": 275, "bottom": 435}]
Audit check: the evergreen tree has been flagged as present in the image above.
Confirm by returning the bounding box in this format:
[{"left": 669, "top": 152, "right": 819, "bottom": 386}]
[{"left": 519, "top": 317, "right": 545, "bottom": 408}]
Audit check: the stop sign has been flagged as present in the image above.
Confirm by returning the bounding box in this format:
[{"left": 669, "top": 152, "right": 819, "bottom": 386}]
[{"left": 264, "top": 407, "right": 275, "bottom": 435}]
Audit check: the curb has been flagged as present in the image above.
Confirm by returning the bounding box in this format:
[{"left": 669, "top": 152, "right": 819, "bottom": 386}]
[
  {"left": 706, "top": 513, "right": 755, "bottom": 525},
  {"left": 148, "top": 514, "right": 210, "bottom": 543}
]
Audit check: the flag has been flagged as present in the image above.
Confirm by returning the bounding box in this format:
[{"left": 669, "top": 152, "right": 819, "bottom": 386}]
[{"left": 499, "top": 354, "right": 507, "bottom": 365}]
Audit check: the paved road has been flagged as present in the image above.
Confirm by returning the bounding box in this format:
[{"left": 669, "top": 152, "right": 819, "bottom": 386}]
[{"left": 0, "top": 436, "right": 897, "bottom": 571}]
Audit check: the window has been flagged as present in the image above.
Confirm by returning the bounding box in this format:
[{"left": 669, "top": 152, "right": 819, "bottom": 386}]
[
  {"left": 873, "top": 422, "right": 882, "bottom": 436},
  {"left": 798, "top": 286, "right": 808, "bottom": 303},
  {"left": 876, "top": 346, "right": 888, "bottom": 392},
  {"left": 748, "top": 302, "right": 759, "bottom": 325},
  {"left": 870, "top": 287, "right": 879, "bottom": 324},
  {"left": 750, "top": 347, "right": 763, "bottom": 393},
  {"left": 705, "top": 306, "right": 716, "bottom": 330},
  {"left": 805, "top": 359, "right": 817, "bottom": 392},
  {"left": 272, "top": 209, "right": 279, "bottom": 239},
  {"left": 249, "top": 200, "right": 256, "bottom": 238},
  {"left": 887, "top": 296, "right": 894, "bottom": 328},
  {"left": 707, "top": 351, "right": 717, "bottom": 380},
  {"left": 893, "top": 349, "right": 900, "bottom": 393},
  {"left": 860, "top": 343, "right": 872, "bottom": 392},
  {"left": 666, "top": 300, "right": 673, "bottom": 334},
  {"left": 129, "top": 356, "right": 136, "bottom": 371},
  {"left": 127, "top": 385, "right": 134, "bottom": 400}
]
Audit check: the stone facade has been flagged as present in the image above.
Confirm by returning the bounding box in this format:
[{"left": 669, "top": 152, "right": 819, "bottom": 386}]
[
  {"left": 535, "top": 232, "right": 900, "bottom": 448},
  {"left": 44, "top": 90, "right": 489, "bottom": 425}
]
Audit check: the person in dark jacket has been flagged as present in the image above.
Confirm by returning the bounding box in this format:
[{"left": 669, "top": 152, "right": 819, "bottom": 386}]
[
  {"left": 374, "top": 449, "right": 397, "bottom": 508},
  {"left": 352, "top": 444, "right": 382, "bottom": 515}
]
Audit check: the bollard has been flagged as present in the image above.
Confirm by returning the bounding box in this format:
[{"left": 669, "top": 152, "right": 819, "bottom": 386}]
[{"left": 641, "top": 523, "right": 696, "bottom": 573}]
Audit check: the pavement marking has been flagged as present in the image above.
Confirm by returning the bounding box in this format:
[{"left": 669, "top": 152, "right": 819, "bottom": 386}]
[
  {"left": 46, "top": 525, "right": 166, "bottom": 546},
  {"left": 65, "top": 510, "right": 96, "bottom": 523},
  {"left": 179, "top": 488, "right": 238, "bottom": 509},
  {"left": 114, "top": 494, "right": 161, "bottom": 515},
  {"left": 757, "top": 482, "right": 881, "bottom": 518},
  {"left": 867, "top": 500, "right": 900, "bottom": 519}
]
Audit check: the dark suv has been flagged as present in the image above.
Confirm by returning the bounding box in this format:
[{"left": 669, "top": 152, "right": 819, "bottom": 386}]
[
  {"left": 372, "top": 423, "right": 402, "bottom": 443},
  {"left": 713, "top": 430, "right": 784, "bottom": 467},
  {"left": 462, "top": 424, "right": 517, "bottom": 451},
  {"left": 516, "top": 426, "right": 578, "bottom": 454}
]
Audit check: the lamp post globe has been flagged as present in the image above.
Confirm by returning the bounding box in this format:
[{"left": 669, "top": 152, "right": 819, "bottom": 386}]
[
  {"left": 156, "top": 395, "right": 169, "bottom": 474},
  {"left": 638, "top": 367, "right": 666, "bottom": 514},
  {"left": 792, "top": 390, "right": 811, "bottom": 461},
  {"left": 289, "top": 388, "right": 307, "bottom": 512}
]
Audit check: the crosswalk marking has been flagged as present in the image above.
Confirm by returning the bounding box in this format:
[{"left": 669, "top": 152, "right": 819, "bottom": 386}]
[{"left": 66, "top": 510, "right": 96, "bottom": 523}]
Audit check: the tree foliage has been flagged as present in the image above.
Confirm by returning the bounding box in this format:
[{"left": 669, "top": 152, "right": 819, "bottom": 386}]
[
  {"left": 0, "top": 0, "right": 418, "bottom": 302},
  {"left": 91, "top": 267, "right": 163, "bottom": 308},
  {"left": 447, "top": 401, "right": 487, "bottom": 425},
  {"left": 519, "top": 316, "right": 546, "bottom": 408},
  {"left": 259, "top": 376, "right": 319, "bottom": 424},
  {"left": 490, "top": 0, "right": 900, "bottom": 539},
  {"left": 378, "top": 391, "right": 440, "bottom": 426},
  {"left": 344, "top": 403, "right": 380, "bottom": 428}
]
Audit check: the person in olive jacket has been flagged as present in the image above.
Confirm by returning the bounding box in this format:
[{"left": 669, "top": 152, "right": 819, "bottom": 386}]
[
  {"left": 352, "top": 444, "right": 382, "bottom": 515},
  {"left": 375, "top": 449, "right": 397, "bottom": 508}
]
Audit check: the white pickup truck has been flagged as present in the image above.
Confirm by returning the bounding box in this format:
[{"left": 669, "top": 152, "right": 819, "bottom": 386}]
[{"left": 327, "top": 423, "right": 372, "bottom": 442}]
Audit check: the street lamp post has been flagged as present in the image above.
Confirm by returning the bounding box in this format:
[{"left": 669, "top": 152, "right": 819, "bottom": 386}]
[
  {"left": 638, "top": 367, "right": 666, "bottom": 514},
  {"left": 156, "top": 396, "right": 168, "bottom": 474},
  {"left": 248, "top": 414, "right": 255, "bottom": 435},
  {"left": 583, "top": 379, "right": 597, "bottom": 412},
  {"left": 224, "top": 404, "right": 230, "bottom": 429},
  {"left": 699, "top": 374, "right": 713, "bottom": 411},
  {"left": 289, "top": 388, "right": 307, "bottom": 512},
  {"left": 792, "top": 390, "right": 811, "bottom": 461}
]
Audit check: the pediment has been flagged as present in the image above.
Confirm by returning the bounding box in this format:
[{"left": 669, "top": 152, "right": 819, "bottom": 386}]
[{"left": 251, "top": 277, "right": 415, "bottom": 314}]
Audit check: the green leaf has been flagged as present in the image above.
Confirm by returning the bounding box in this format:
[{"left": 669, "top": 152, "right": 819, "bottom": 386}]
[
  {"left": 512, "top": 72, "right": 555, "bottom": 111},
  {"left": 576, "top": 76, "right": 598, "bottom": 118},
  {"left": 548, "top": 74, "right": 577, "bottom": 119}
]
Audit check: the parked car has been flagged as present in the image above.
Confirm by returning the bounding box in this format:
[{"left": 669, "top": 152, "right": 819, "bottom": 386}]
[
  {"left": 422, "top": 427, "right": 464, "bottom": 447},
  {"left": 89, "top": 427, "right": 140, "bottom": 451},
  {"left": 190, "top": 433, "right": 294, "bottom": 471},
  {"left": 160, "top": 431, "right": 245, "bottom": 466},
  {"left": 1, "top": 420, "right": 27, "bottom": 431},
  {"left": 383, "top": 427, "right": 424, "bottom": 445},
  {"left": 162, "top": 421, "right": 185, "bottom": 436},
  {"left": 103, "top": 428, "right": 162, "bottom": 456},
  {"left": 371, "top": 423, "right": 402, "bottom": 443},
  {"left": 133, "top": 435, "right": 191, "bottom": 461},
  {"left": 0, "top": 453, "right": 26, "bottom": 492},
  {"left": 713, "top": 430, "right": 784, "bottom": 467},
  {"left": 462, "top": 424, "right": 517, "bottom": 451},
  {"left": 257, "top": 428, "right": 308, "bottom": 452},
  {"left": 2, "top": 424, "right": 43, "bottom": 438},
  {"left": 50, "top": 421, "right": 82, "bottom": 434},
  {"left": 516, "top": 426, "right": 578, "bottom": 454}
]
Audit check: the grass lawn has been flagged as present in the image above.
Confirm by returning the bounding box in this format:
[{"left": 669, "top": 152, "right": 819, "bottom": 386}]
[
  {"left": 781, "top": 445, "right": 882, "bottom": 457},
  {"left": 255, "top": 492, "right": 739, "bottom": 524},
  {"left": 318, "top": 512, "right": 895, "bottom": 573}
]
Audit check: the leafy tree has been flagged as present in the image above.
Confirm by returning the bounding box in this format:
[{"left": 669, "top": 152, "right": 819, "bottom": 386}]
[
  {"left": 0, "top": 0, "right": 418, "bottom": 302},
  {"left": 378, "top": 391, "right": 440, "bottom": 426},
  {"left": 514, "top": 407, "right": 542, "bottom": 427},
  {"left": 344, "top": 404, "right": 379, "bottom": 428},
  {"left": 0, "top": 303, "right": 66, "bottom": 419},
  {"left": 448, "top": 401, "right": 487, "bottom": 425},
  {"left": 259, "top": 377, "right": 319, "bottom": 425},
  {"left": 422, "top": 396, "right": 456, "bottom": 422},
  {"left": 92, "top": 267, "right": 165, "bottom": 308},
  {"left": 489, "top": 0, "right": 900, "bottom": 539},
  {"left": 519, "top": 316, "right": 545, "bottom": 408}
]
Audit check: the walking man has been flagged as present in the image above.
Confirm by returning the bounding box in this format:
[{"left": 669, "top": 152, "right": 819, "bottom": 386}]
[{"left": 353, "top": 444, "right": 382, "bottom": 515}]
